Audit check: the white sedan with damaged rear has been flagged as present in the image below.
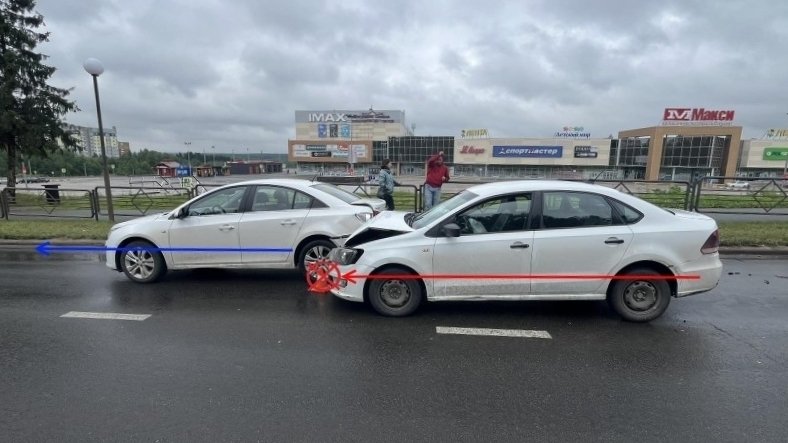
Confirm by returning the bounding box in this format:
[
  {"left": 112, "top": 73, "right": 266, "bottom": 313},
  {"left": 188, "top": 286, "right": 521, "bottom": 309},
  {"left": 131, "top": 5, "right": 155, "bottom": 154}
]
[
  {"left": 328, "top": 180, "right": 722, "bottom": 322},
  {"left": 106, "top": 179, "right": 385, "bottom": 283}
]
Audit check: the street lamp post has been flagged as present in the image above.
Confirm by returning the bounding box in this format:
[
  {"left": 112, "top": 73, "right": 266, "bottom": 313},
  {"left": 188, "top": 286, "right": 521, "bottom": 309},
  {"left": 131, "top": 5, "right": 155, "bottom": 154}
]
[
  {"left": 83, "top": 58, "right": 114, "bottom": 222},
  {"left": 184, "top": 141, "right": 192, "bottom": 174}
]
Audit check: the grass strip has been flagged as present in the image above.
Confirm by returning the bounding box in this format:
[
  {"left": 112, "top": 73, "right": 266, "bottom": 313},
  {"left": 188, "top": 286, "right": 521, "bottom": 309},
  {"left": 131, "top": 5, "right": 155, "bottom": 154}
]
[{"left": 0, "top": 219, "right": 785, "bottom": 247}]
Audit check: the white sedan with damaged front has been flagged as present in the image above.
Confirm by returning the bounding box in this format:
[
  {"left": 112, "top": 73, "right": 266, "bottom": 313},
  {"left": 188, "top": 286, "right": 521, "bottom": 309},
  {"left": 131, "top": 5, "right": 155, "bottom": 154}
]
[
  {"left": 106, "top": 179, "right": 385, "bottom": 283},
  {"left": 328, "top": 180, "right": 723, "bottom": 322}
]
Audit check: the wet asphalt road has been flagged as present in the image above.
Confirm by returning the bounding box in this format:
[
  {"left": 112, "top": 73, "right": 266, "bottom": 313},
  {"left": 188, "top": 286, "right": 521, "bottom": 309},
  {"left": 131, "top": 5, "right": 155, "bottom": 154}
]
[{"left": 1, "top": 251, "right": 786, "bottom": 442}]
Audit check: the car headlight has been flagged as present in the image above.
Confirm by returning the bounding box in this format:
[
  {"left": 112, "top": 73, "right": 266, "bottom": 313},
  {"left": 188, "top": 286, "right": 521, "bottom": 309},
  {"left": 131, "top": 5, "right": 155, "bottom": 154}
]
[
  {"left": 328, "top": 247, "right": 363, "bottom": 265},
  {"left": 355, "top": 212, "right": 373, "bottom": 223}
]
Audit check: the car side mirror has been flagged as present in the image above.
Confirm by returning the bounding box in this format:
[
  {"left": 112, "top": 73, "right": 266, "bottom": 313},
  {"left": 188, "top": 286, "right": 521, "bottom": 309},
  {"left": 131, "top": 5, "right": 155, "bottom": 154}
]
[
  {"left": 175, "top": 207, "right": 188, "bottom": 219},
  {"left": 442, "top": 223, "right": 461, "bottom": 238}
]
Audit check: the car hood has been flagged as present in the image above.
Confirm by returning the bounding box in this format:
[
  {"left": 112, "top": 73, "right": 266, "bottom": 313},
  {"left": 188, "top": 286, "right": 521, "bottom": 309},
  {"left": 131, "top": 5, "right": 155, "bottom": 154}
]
[
  {"left": 344, "top": 211, "right": 414, "bottom": 247},
  {"left": 110, "top": 212, "right": 170, "bottom": 230}
]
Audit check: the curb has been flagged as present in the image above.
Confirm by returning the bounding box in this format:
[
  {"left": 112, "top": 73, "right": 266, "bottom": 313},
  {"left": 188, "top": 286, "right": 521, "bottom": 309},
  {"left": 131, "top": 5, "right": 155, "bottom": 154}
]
[{"left": 0, "top": 239, "right": 785, "bottom": 256}]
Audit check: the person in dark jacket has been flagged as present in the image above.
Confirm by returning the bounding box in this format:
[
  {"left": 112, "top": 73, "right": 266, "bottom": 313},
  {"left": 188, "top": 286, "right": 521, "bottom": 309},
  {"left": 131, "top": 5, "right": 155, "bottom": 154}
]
[
  {"left": 424, "top": 151, "right": 450, "bottom": 210},
  {"left": 377, "top": 159, "right": 400, "bottom": 210}
]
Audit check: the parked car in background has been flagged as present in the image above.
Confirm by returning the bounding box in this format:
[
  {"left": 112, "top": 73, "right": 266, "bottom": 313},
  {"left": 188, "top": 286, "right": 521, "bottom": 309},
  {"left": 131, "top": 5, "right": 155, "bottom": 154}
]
[
  {"left": 725, "top": 180, "right": 750, "bottom": 190},
  {"left": 329, "top": 180, "right": 722, "bottom": 322},
  {"left": 16, "top": 176, "right": 50, "bottom": 184},
  {"left": 106, "top": 179, "right": 386, "bottom": 283}
]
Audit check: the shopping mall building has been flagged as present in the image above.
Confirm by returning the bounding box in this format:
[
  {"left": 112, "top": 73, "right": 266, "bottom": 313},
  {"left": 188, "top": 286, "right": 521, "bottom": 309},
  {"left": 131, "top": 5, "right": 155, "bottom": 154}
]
[{"left": 288, "top": 108, "right": 788, "bottom": 181}]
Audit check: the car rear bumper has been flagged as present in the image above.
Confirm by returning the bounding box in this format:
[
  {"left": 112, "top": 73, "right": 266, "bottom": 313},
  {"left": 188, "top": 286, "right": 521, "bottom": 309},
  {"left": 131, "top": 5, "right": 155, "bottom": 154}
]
[{"left": 675, "top": 253, "right": 723, "bottom": 297}]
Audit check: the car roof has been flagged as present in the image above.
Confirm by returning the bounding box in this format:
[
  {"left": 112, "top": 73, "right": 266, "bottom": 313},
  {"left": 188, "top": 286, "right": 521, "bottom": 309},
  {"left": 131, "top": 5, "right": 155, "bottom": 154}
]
[
  {"left": 465, "top": 180, "right": 626, "bottom": 196},
  {"left": 222, "top": 178, "right": 320, "bottom": 189}
]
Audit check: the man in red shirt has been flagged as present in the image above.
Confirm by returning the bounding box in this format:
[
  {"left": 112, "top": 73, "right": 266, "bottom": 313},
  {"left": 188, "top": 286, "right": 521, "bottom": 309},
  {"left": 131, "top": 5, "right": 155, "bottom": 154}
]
[{"left": 424, "top": 151, "right": 450, "bottom": 210}]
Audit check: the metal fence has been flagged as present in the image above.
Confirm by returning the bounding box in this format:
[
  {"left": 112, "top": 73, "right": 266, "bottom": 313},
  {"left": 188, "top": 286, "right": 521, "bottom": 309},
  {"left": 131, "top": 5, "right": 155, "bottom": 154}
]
[
  {"left": 1, "top": 186, "right": 96, "bottom": 219},
  {"left": 93, "top": 186, "right": 193, "bottom": 219},
  {"left": 692, "top": 176, "right": 788, "bottom": 215},
  {"left": 2, "top": 176, "right": 786, "bottom": 221}
]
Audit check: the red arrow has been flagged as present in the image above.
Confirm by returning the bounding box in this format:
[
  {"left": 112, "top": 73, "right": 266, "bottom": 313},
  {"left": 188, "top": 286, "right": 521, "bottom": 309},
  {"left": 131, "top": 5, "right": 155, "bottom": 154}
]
[{"left": 339, "top": 271, "right": 700, "bottom": 284}]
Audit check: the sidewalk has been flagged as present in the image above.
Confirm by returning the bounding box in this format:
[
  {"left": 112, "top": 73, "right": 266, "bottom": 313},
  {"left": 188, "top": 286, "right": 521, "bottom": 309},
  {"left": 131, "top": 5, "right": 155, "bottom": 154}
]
[{"left": 0, "top": 239, "right": 786, "bottom": 257}]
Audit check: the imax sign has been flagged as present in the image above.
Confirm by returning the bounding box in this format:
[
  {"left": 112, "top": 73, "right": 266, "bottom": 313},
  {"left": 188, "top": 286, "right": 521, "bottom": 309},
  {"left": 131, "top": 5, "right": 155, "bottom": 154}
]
[{"left": 308, "top": 113, "right": 347, "bottom": 122}]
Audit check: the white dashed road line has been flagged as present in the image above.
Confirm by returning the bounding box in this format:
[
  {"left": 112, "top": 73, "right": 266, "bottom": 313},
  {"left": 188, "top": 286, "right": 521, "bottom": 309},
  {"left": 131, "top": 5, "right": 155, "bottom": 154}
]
[
  {"left": 60, "top": 311, "right": 151, "bottom": 321},
  {"left": 436, "top": 326, "right": 552, "bottom": 339}
]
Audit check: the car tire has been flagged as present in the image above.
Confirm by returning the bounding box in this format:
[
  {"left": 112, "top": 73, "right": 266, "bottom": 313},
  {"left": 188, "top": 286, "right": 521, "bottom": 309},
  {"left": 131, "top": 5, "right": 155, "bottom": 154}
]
[
  {"left": 120, "top": 240, "right": 166, "bottom": 283},
  {"left": 297, "top": 239, "right": 335, "bottom": 274},
  {"left": 367, "top": 267, "right": 423, "bottom": 317},
  {"left": 607, "top": 268, "right": 671, "bottom": 322}
]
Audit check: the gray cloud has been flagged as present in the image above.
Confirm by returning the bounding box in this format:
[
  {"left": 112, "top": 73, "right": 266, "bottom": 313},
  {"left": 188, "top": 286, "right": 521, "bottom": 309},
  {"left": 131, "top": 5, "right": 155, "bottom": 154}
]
[{"left": 31, "top": 0, "right": 788, "bottom": 152}]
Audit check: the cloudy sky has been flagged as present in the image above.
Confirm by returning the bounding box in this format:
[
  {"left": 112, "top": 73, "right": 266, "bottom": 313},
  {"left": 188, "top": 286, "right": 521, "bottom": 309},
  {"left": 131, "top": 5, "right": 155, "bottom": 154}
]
[{"left": 35, "top": 0, "right": 788, "bottom": 154}]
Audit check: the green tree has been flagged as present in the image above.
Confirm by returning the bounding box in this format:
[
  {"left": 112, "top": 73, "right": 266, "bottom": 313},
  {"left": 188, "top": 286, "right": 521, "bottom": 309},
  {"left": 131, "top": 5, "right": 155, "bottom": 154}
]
[{"left": 0, "top": 0, "right": 78, "bottom": 190}]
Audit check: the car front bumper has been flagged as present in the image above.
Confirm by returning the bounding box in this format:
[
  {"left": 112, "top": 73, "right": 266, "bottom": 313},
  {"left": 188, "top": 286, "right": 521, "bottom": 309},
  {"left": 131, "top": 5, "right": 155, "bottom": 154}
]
[{"left": 329, "top": 263, "right": 375, "bottom": 303}]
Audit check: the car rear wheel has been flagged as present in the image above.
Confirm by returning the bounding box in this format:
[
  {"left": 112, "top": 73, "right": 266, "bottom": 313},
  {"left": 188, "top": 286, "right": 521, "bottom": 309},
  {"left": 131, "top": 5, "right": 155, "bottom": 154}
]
[
  {"left": 607, "top": 268, "right": 671, "bottom": 322},
  {"left": 120, "top": 240, "right": 166, "bottom": 283},
  {"left": 367, "top": 267, "right": 423, "bottom": 317}
]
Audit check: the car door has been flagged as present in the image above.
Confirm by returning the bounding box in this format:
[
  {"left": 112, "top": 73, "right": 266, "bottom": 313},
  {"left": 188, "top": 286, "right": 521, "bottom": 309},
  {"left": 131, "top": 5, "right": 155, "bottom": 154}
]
[
  {"left": 432, "top": 193, "right": 534, "bottom": 299},
  {"left": 238, "top": 185, "right": 310, "bottom": 265},
  {"left": 167, "top": 185, "right": 250, "bottom": 267},
  {"left": 530, "top": 191, "right": 634, "bottom": 296}
]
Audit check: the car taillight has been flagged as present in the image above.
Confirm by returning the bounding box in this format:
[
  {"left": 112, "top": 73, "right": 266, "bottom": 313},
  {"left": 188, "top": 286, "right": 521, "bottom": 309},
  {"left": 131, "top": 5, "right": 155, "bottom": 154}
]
[{"left": 701, "top": 229, "right": 720, "bottom": 254}]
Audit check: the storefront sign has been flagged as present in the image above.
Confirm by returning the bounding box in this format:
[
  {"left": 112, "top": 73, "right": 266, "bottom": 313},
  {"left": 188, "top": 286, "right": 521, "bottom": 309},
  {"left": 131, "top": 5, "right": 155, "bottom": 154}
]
[
  {"left": 460, "top": 145, "right": 486, "bottom": 155},
  {"left": 662, "top": 107, "right": 735, "bottom": 125},
  {"left": 763, "top": 147, "right": 788, "bottom": 161},
  {"left": 311, "top": 151, "right": 332, "bottom": 158},
  {"left": 555, "top": 126, "right": 591, "bottom": 139},
  {"left": 574, "top": 146, "right": 598, "bottom": 158},
  {"left": 766, "top": 129, "right": 788, "bottom": 139},
  {"left": 306, "top": 145, "right": 326, "bottom": 151},
  {"left": 460, "top": 129, "right": 489, "bottom": 138},
  {"left": 296, "top": 110, "right": 403, "bottom": 124},
  {"left": 493, "top": 146, "right": 562, "bottom": 158}
]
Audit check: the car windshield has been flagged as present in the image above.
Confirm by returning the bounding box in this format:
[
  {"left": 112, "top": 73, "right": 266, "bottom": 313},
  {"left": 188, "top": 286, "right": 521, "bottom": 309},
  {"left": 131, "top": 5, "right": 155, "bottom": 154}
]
[
  {"left": 411, "top": 190, "right": 478, "bottom": 229},
  {"left": 311, "top": 183, "right": 361, "bottom": 204}
]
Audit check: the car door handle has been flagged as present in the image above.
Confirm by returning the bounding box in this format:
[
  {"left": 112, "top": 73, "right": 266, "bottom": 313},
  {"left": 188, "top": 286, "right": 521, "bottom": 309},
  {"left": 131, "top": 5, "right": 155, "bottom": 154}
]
[
  {"left": 510, "top": 242, "right": 530, "bottom": 249},
  {"left": 218, "top": 225, "right": 236, "bottom": 231},
  {"left": 280, "top": 220, "right": 297, "bottom": 226},
  {"left": 605, "top": 238, "right": 624, "bottom": 244}
]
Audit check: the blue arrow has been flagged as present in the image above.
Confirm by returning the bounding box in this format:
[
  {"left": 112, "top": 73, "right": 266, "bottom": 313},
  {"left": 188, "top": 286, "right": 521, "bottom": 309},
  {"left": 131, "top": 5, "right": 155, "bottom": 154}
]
[{"left": 35, "top": 241, "right": 292, "bottom": 256}]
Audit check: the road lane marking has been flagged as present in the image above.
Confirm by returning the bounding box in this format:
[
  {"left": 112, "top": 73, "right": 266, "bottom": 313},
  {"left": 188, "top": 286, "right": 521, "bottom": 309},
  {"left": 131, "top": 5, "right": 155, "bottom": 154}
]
[
  {"left": 436, "top": 326, "right": 552, "bottom": 339},
  {"left": 60, "top": 311, "right": 151, "bottom": 321}
]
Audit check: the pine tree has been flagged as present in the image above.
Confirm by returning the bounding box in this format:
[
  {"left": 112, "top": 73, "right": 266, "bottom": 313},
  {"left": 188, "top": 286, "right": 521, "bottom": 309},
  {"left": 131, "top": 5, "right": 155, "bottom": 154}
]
[{"left": 0, "top": 0, "right": 78, "bottom": 191}]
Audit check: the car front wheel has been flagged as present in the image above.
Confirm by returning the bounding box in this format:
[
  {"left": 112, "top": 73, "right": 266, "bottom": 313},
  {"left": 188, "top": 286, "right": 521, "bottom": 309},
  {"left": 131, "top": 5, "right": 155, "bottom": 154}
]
[
  {"left": 607, "top": 268, "right": 671, "bottom": 322},
  {"left": 367, "top": 267, "right": 424, "bottom": 317},
  {"left": 298, "top": 239, "right": 335, "bottom": 274},
  {"left": 120, "top": 240, "right": 166, "bottom": 283}
]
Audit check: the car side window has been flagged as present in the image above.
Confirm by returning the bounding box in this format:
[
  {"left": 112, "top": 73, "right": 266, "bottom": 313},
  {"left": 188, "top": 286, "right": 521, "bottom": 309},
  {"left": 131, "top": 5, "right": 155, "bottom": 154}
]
[
  {"left": 541, "top": 192, "right": 614, "bottom": 229},
  {"left": 293, "top": 191, "right": 314, "bottom": 209},
  {"left": 455, "top": 194, "right": 532, "bottom": 235},
  {"left": 250, "top": 186, "right": 297, "bottom": 211},
  {"left": 609, "top": 199, "right": 643, "bottom": 224},
  {"left": 188, "top": 187, "right": 247, "bottom": 216}
]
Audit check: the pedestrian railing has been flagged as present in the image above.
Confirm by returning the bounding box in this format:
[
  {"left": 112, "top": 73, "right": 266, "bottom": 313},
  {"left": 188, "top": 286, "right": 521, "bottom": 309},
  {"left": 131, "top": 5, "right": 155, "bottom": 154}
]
[
  {"left": 691, "top": 176, "right": 788, "bottom": 215},
  {"left": 0, "top": 186, "right": 96, "bottom": 219},
  {"left": 94, "top": 186, "right": 192, "bottom": 218}
]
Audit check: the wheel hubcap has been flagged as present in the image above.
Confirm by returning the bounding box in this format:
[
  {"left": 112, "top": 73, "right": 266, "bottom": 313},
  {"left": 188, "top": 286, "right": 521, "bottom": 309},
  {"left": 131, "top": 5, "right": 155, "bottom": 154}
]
[
  {"left": 304, "top": 245, "right": 330, "bottom": 267},
  {"left": 124, "top": 249, "right": 155, "bottom": 280},
  {"left": 623, "top": 281, "right": 658, "bottom": 311},
  {"left": 379, "top": 280, "right": 411, "bottom": 308}
]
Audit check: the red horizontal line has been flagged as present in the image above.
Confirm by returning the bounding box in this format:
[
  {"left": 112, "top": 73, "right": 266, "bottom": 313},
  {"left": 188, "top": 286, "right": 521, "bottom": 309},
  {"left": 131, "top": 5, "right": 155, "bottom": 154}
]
[{"left": 343, "top": 274, "right": 700, "bottom": 281}]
